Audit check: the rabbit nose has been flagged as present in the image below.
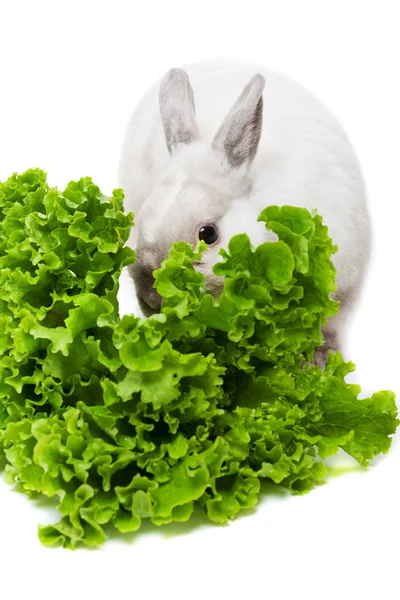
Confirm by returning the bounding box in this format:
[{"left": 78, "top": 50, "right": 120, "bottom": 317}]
[{"left": 133, "top": 265, "right": 162, "bottom": 311}]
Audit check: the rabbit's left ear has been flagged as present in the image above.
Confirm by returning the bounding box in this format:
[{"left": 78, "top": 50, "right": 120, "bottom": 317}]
[
  {"left": 159, "top": 68, "right": 200, "bottom": 154},
  {"left": 212, "top": 74, "right": 265, "bottom": 169}
]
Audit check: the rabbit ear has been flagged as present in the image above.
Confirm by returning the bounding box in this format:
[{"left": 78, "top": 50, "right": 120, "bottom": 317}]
[
  {"left": 159, "top": 68, "right": 200, "bottom": 154},
  {"left": 212, "top": 74, "right": 265, "bottom": 169}
]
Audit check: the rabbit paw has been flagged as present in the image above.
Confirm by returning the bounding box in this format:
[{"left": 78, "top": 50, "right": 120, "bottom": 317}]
[
  {"left": 302, "top": 330, "right": 339, "bottom": 370},
  {"left": 313, "top": 330, "right": 339, "bottom": 369}
]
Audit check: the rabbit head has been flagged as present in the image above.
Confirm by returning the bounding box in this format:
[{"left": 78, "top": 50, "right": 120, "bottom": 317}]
[{"left": 131, "top": 67, "right": 269, "bottom": 313}]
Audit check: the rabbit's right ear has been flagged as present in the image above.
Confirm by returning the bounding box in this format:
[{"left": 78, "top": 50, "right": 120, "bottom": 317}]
[
  {"left": 212, "top": 74, "right": 265, "bottom": 169},
  {"left": 159, "top": 68, "right": 200, "bottom": 155}
]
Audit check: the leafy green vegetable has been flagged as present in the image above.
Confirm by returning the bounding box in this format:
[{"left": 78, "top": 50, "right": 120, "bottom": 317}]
[{"left": 0, "top": 169, "right": 398, "bottom": 549}]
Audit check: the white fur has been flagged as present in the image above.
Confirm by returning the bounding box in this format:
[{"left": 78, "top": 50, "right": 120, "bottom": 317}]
[{"left": 118, "top": 59, "right": 371, "bottom": 351}]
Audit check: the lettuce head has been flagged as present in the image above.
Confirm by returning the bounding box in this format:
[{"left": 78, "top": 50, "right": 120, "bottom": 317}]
[{"left": 0, "top": 169, "right": 398, "bottom": 549}]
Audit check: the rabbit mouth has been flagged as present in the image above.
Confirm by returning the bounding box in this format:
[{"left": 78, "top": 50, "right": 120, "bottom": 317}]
[
  {"left": 137, "top": 291, "right": 162, "bottom": 317},
  {"left": 129, "top": 262, "right": 163, "bottom": 316}
]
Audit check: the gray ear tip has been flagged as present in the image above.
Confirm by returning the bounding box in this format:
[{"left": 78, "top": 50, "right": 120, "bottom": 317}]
[
  {"left": 252, "top": 73, "right": 266, "bottom": 94},
  {"left": 163, "top": 67, "right": 189, "bottom": 85},
  {"left": 159, "top": 68, "right": 190, "bottom": 100}
]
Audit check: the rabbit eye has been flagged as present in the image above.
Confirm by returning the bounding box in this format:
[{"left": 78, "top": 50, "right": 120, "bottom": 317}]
[{"left": 199, "top": 224, "right": 218, "bottom": 245}]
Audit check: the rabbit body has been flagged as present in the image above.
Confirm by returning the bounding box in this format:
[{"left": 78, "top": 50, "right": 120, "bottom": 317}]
[{"left": 118, "top": 59, "right": 371, "bottom": 363}]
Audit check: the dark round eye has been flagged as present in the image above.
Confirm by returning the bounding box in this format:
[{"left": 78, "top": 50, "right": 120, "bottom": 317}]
[{"left": 198, "top": 224, "right": 218, "bottom": 245}]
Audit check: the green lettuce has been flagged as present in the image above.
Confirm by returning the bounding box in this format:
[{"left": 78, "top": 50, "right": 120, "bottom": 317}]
[{"left": 0, "top": 169, "right": 398, "bottom": 549}]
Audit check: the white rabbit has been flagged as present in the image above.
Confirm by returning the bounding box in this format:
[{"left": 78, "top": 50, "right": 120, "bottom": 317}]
[{"left": 118, "top": 59, "right": 371, "bottom": 365}]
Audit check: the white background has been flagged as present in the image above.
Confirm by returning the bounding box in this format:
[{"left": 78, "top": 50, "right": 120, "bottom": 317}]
[{"left": 0, "top": 1, "right": 399, "bottom": 598}]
